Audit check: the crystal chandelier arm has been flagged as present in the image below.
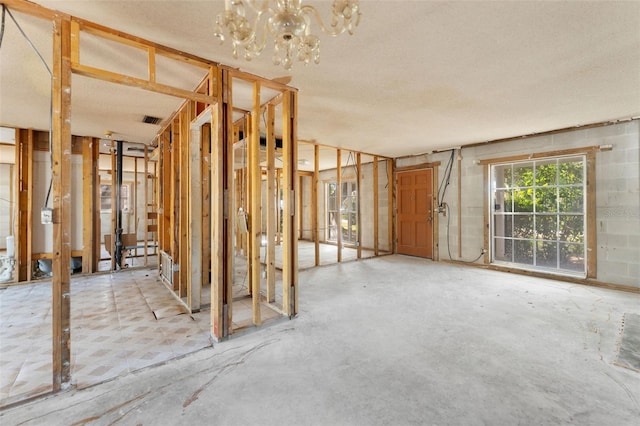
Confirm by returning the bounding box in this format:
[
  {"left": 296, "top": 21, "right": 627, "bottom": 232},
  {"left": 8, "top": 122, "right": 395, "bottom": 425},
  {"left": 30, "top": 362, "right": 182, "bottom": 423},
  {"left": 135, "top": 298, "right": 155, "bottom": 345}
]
[
  {"left": 300, "top": 1, "right": 360, "bottom": 36},
  {"left": 246, "top": 0, "right": 271, "bottom": 13},
  {"left": 299, "top": 5, "right": 343, "bottom": 36}
]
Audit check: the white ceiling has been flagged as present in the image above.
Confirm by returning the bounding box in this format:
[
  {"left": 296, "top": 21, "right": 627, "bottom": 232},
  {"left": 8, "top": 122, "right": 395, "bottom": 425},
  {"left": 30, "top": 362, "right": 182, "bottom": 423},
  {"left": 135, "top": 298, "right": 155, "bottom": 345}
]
[{"left": 1, "top": 1, "right": 639, "bottom": 160}]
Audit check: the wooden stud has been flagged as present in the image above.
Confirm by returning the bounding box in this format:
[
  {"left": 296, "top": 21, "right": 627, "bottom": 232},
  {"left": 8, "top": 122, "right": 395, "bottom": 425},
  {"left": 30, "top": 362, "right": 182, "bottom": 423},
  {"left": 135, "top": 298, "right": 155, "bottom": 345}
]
[
  {"left": 15, "top": 128, "right": 33, "bottom": 282},
  {"left": 51, "top": 16, "right": 72, "bottom": 391},
  {"left": 298, "top": 174, "right": 304, "bottom": 240},
  {"left": 457, "top": 149, "right": 462, "bottom": 259},
  {"left": 357, "top": 153, "right": 362, "bottom": 259},
  {"left": 266, "top": 104, "right": 277, "bottom": 303},
  {"left": 432, "top": 164, "right": 439, "bottom": 261},
  {"left": 282, "top": 90, "right": 298, "bottom": 316},
  {"left": 171, "top": 117, "right": 180, "bottom": 290},
  {"left": 72, "top": 64, "right": 215, "bottom": 104},
  {"left": 148, "top": 47, "right": 156, "bottom": 83},
  {"left": 276, "top": 168, "right": 282, "bottom": 245},
  {"left": 82, "top": 137, "right": 95, "bottom": 273},
  {"left": 211, "top": 67, "right": 232, "bottom": 340},
  {"left": 373, "top": 156, "right": 379, "bottom": 256},
  {"left": 250, "top": 81, "right": 262, "bottom": 325},
  {"left": 336, "top": 149, "right": 342, "bottom": 263},
  {"left": 387, "top": 159, "right": 394, "bottom": 253},
  {"left": 187, "top": 108, "right": 204, "bottom": 313},
  {"left": 133, "top": 155, "right": 138, "bottom": 258},
  {"left": 201, "top": 124, "right": 211, "bottom": 288},
  {"left": 313, "top": 144, "right": 320, "bottom": 267}
]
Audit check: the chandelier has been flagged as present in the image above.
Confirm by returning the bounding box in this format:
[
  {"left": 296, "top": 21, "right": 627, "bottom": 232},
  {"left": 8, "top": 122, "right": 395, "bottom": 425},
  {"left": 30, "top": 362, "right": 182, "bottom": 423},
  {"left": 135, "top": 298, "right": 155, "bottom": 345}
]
[{"left": 213, "top": 0, "right": 361, "bottom": 70}]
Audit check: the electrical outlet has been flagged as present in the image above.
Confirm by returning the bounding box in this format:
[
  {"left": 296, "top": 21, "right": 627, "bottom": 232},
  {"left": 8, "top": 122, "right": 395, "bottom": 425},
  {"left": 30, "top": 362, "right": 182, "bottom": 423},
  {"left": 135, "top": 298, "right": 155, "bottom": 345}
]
[
  {"left": 481, "top": 248, "right": 488, "bottom": 254},
  {"left": 41, "top": 208, "right": 53, "bottom": 225}
]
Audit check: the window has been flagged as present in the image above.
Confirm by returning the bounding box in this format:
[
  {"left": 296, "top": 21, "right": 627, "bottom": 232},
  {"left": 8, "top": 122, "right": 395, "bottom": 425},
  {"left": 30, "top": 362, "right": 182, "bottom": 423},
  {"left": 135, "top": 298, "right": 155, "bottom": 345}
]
[
  {"left": 326, "top": 181, "right": 358, "bottom": 245},
  {"left": 100, "top": 183, "right": 130, "bottom": 212},
  {"left": 491, "top": 156, "right": 586, "bottom": 276}
]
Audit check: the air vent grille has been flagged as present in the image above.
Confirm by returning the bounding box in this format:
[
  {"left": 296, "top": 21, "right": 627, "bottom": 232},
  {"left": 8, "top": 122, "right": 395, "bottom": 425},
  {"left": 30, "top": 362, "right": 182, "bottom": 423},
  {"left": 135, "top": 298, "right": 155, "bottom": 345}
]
[{"left": 142, "top": 115, "right": 162, "bottom": 125}]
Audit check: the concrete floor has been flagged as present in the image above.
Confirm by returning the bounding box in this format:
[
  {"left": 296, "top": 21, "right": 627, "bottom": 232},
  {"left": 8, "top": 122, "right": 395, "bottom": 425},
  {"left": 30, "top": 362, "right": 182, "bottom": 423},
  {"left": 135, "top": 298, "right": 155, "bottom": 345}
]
[{"left": 2, "top": 255, "right": 639, "bottom": 425}]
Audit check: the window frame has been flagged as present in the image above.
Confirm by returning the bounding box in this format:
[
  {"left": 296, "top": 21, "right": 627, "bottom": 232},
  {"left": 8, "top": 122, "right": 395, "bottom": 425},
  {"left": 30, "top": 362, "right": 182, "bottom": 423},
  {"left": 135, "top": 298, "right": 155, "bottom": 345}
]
[
  {"left": 326, "top": 180, "right": 358, "bottom": 245},
  {"left": 481, "top": 147, "right": 597, "bottom": 279}
]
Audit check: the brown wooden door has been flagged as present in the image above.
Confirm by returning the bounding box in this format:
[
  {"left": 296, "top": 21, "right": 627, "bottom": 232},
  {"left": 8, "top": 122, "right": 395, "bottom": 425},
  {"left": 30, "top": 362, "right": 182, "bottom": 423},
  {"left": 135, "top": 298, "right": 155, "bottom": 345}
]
[{"left": 397, "top": 169, "right": 433, "bottom": 258}]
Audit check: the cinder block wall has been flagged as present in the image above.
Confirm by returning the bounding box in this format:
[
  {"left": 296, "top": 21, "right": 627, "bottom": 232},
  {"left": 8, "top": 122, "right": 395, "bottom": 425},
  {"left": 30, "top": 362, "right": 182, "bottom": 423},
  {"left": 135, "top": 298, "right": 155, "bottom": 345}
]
[{"left": 397, "top": 120, "right": 639, "bottom": 289}]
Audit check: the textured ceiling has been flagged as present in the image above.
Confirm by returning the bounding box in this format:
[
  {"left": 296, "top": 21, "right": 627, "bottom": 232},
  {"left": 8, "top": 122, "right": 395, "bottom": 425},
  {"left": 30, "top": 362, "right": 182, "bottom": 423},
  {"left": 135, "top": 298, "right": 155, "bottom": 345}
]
[{"left": 1, "top": 1, "right": 639, "bottom": 159}]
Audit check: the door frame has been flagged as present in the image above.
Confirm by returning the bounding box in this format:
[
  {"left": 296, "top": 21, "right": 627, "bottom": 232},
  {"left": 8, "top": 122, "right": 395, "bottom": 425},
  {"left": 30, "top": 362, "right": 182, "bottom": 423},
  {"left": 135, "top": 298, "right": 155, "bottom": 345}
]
[{"left": 395, "top": 162, "right": 440, "bottom": 260}]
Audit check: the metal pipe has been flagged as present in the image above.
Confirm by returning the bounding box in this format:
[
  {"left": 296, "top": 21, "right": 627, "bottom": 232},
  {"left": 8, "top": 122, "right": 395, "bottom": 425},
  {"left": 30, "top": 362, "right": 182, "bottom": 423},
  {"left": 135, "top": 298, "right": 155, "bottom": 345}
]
[{"left": 115, "top": 140, "right": 124, "bottom": 268}]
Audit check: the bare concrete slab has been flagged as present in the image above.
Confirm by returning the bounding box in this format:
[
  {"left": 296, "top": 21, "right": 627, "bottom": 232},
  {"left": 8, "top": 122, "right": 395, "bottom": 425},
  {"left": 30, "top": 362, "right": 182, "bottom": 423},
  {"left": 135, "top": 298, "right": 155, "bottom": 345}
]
[{"left": 2, "top": 256, "right": 639, "bottom": 425}]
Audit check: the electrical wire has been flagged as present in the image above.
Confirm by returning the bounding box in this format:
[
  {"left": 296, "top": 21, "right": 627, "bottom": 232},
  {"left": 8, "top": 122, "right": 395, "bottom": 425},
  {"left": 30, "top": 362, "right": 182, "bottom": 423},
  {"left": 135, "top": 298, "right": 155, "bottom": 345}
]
[
  {"left": 2, "top": 5, "right": 54, "bottom": 209},
  {"left": 0, "top": 5, "right": 6, "bottom": 49},
  {"left": 437, "top": 149, "right": 455, "bottom": 207}
]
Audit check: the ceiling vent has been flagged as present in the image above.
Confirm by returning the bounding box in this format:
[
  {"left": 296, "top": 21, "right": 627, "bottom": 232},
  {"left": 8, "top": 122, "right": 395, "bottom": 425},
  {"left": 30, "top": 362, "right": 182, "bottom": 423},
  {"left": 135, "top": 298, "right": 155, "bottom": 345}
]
[{"left": 142, "top": 115, "right": 162, "bottom": 125}]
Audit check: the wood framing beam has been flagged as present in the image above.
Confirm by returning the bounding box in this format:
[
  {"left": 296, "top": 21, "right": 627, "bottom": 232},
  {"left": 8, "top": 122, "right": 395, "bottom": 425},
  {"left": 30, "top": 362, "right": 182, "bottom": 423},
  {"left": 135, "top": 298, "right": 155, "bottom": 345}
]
[
  {"left": 373, "top": 156, "right": 379, "bottom": 256},
  {"left": 211, "top": 68, "right": 232, "bottom": 340},
  {"left": 15, "top": 128, "right": 33, "bottom": 282},
  {"left": 249, "top": 82, "right": 262, "bottom": 325},
  {"left": 298, "top": 174, "right": 304, "bottom": 240},
  {"left": 387, "top": 159, "right": 394, "bottom": 253},
  {"left": 179, "top": 105, "right": 191, "bottom": 299},
  {"left": 336, "top": 149, "right": 342, "bottom": 263},
  {"left": 81, "top": 137, "right": 97, "bottom": 273},
  {"left": 357, "top": 153, "right": 362, "bottom": 259},
  {"left": 1, "top": 0, "right": 66, "bottom": 21},
  {"left": 73, "top": 17, "right": 217, "bottom": 69},
  {"left": 51, "top": 16, "right": 72, "bottom": 391},
  {"left": 282, "top": 90, "right": 298, "bottom": 317},
  {"left": 457, "top": 149, "right": 462, "bottom": 259},
  {"left": 266, "top": 104, "right": 277, "bottom": 303},
  {"left": 171, "top": 118, "right": 180, "bottom": 290},
  {"left": 313, "top": 144, "right": 320, "bottom": 267},
  {"left": 201, "top": 124, "right": 211, "bottom": 288},
  {"left": 133, "top": 155, "right": 138, "bottom": 258},
  {"left": 71, "top": 64, "right": 215, "bottom": 104},
  {"left": 187, "top": 108, "right": 206, "bottom": 313}
]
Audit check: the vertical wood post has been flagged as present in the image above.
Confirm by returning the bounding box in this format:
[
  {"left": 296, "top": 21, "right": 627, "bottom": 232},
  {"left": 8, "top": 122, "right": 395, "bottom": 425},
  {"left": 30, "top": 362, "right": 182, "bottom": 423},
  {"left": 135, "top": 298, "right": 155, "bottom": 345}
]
[
  {"left": 336, "top": 149, "right": 342, "bottom": 263},
  {"left": 313, "top": 144, "right": 319, "bottom": 267},
  {"left": 188, "top": 111, "right": 203, "bottom": 312},
  {"left": 282, "top": 91, "right": 298, "bottom": 316},
  {"left": 266, "top": 104, "right": 276, "bottom": 302},
  {"left": 81, "top": 137, "right": 96, "bottom": 273},
  {"left": 373, "top": 156, "right": 379, "bottom": 255},
  {"left": 387, "top": 159, "right": 394, "bottom": 253},
  {"left": 211, "top": 67, "right": 232, "bottom": 340},
  {"left": 356, "top": 153, "right": 362, "bottom": 259},
  {"left": 249, "top": 82, "right": 262, "bottom": 325},
  {"left": 16, "top": 128, "right": 33, "bottom": 282},
  {"left": 179, "top": 106, "right": 191, "bottom": 298},
  {"left": 201, "top": 125, "right": 211, "bottom": 287},
  {"left": 51, "top": 17, "right": 72, "bottom": 391}
]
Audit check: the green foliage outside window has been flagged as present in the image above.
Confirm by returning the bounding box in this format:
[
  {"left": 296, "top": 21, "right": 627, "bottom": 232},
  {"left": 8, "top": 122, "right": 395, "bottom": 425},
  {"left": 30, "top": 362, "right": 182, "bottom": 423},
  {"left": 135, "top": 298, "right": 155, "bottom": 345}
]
[{"left": 492, "top": 156, "right": 585, "bottom": 274}]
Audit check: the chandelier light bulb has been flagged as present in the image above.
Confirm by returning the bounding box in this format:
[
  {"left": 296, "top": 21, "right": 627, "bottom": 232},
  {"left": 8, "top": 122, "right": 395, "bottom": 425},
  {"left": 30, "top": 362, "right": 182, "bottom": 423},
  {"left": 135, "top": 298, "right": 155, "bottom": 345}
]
[{"left": 213, "top": 0, "right": 361, "bottom": 70}]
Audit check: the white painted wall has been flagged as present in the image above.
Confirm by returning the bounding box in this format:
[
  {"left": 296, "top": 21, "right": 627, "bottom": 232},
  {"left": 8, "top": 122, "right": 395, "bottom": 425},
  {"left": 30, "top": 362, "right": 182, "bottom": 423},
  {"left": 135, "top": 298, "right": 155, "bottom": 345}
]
[{"left": 397, "top": 120, "right": 640, "bottom": 288}]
